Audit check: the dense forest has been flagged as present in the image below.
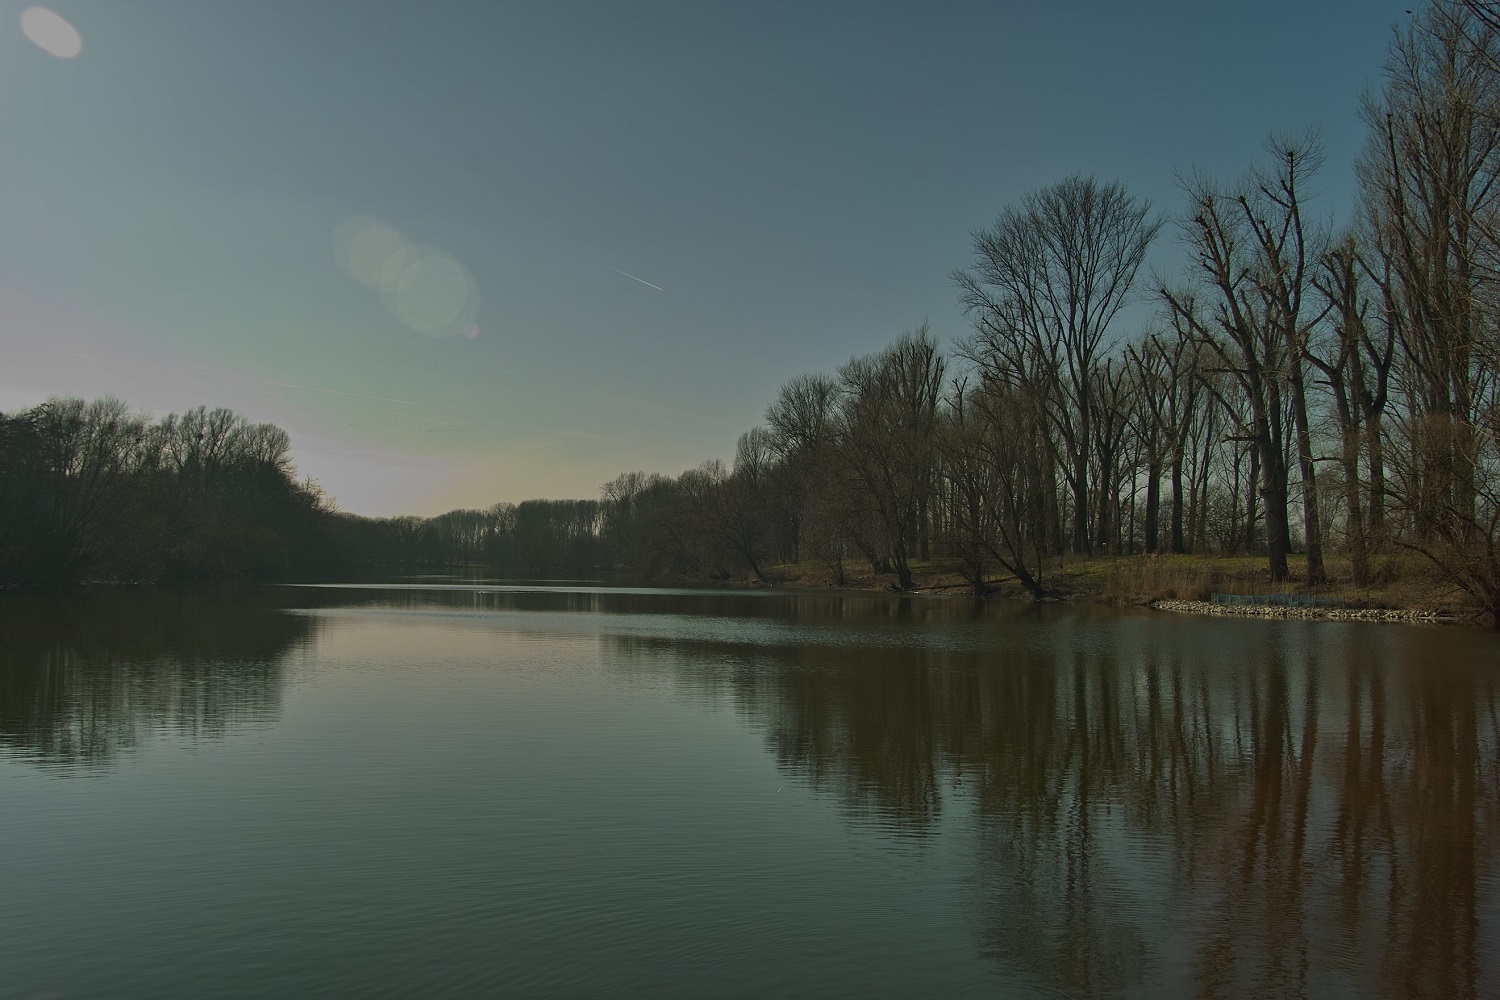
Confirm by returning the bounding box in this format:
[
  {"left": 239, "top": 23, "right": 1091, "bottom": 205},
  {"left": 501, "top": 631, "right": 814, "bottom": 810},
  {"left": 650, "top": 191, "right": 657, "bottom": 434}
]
[
  {"left": 6, "top": 5, "right": 1500, "bottom": 618},
  {"left": 0, "top": 398, "right": 341, "bottom": 585}
]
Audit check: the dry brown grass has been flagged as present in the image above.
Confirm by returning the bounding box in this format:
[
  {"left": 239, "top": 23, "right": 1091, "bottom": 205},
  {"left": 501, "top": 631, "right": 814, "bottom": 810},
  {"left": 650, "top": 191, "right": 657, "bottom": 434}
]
[
  {"left": 1052, "top": 551, "right": 1461, "bottom": 613},
  {"left": 1086, "top": 556, "right": 1218, "bottom": 603},
  {"left": 759, "top": 550, "right": 1466, "bottom": 615}
]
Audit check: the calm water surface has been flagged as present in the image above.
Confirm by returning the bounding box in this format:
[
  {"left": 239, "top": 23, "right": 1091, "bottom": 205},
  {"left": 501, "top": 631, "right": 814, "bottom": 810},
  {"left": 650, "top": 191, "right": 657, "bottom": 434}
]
[{"left": 1, "top": 584, "right": 1497, "bottom": 999}]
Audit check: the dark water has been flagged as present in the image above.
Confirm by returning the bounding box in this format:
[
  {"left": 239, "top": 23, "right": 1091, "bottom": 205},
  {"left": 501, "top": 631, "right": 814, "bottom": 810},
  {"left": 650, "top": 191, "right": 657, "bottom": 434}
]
[{"left": 1, "top": 585, "right": 1497, "bottom": 999}]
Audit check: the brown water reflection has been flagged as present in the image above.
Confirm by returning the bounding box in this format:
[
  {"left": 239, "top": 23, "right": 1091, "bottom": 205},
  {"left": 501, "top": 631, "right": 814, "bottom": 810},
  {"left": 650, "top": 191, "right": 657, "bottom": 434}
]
[
  {"left": 0, "top": 589, "right": 309, "bottom": 766},
  {"left": 0, "top": 585, "right": 1494, "bottom": 998},
  {"left": 603, "top": 604, "right": 1500, "bottom": 999}
]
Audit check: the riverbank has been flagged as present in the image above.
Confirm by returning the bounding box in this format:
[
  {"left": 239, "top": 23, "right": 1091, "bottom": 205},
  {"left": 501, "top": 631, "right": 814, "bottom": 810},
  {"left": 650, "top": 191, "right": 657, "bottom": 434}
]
[
  {"left": 9, "top": 553, "right": 1475, "bottom": 624},
  {"left": 1148, "top": 598, "right": 1454, "bottom": 624},
  {"left": 753, "top": 552, "right": 1478, "bottom": 624}
]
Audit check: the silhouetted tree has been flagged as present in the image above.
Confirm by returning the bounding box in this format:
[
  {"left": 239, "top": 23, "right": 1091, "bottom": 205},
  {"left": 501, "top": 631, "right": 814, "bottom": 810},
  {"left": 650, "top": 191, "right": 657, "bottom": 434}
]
[{"left": 956, "top": 175, "right": 1162, "bottom": 555}]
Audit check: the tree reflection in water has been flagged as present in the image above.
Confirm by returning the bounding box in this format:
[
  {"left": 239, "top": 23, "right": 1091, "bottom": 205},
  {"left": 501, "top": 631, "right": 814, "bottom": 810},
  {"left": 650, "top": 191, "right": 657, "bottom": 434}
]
[
  {"left": 608, "top": 610, "right": 1500, "bottom": 999},
  {"left": 8, "top": 585, "right": 1488, "bottom": 996},
  {"left": 0, "top": 590, "right": 311, "bottom": 768}
]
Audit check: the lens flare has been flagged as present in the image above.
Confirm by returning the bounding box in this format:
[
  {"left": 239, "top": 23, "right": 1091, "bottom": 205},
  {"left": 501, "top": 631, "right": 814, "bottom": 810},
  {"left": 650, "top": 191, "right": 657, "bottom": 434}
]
[
  {"left": 378, "top": 244, "right": 478, "bottom": 338},
  {"left": 394, "top": 251, "right": 473, "bottom": 334},
  {"left": 334, "top": 215, "right": 404, "bottom": 287},
  {"left": 336, "top": 215, "right": 480, "bottom": 338},
  {"left": 20, "top": 6, "right": 82, "bottom": 59}
]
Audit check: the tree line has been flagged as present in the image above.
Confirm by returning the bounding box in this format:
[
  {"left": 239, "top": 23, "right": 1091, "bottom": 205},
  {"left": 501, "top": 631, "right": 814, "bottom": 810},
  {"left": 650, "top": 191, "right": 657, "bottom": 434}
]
[
  {"left": 9, "top": 4, "right": 1500, "bottom": 619},
  {"left": 0, "top": 398, "right": 338, "bottom": 585},
  {"left": 382, "top": 4, "right": 1497, "bottom": 613},
  {"left": 567, "top": 3, "right": 1500, "bottom": 617}
]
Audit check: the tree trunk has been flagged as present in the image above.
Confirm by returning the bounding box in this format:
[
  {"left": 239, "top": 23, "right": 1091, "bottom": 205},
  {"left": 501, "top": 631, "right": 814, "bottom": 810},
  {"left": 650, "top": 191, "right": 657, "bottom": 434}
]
[
  {"left": 1366, "top": 411, "right": 1386, "bottom": 549},
  {"left": 1144, "top": 459, "right": 1160, "bottom": 553},
  {"left": 1071, "top": 453, "right": 1090, "bottom": 555},
  {"left": 1342, "top": 426, "right": 1369, "bottom": 587},
  {"left": 1096, "top": 440, "right": 1121, "bottom": 554},
  {"left": 1169, "top": 449, "right": 1185, "bottom": 554},
  {"left": 1014, "top": 563, "right": 1048, "bottom": 600},
  {"left": 1192, "top": 408, "right": 1216, "bottom": 553},
  {"left": 1288, "top": 372, "right": 1326, "bottom": 583},
  {"left": 918, "top": 495, "right": 930, "bottom": 560},
  {"left": 1260, "top": 440, "right": 1291, "bottom": 582},
  {"left": 893, "top": 552, "right": 913, "bottom": 590},
  {"left": 1245, "top": 444, "right": 1261, "bottom": 556},
  {"left": 1050, "top": 480, "right": 1066, "bottom": 556},
  {"left": 988, "top": 544, "right": 1050, "bottom": 601}
]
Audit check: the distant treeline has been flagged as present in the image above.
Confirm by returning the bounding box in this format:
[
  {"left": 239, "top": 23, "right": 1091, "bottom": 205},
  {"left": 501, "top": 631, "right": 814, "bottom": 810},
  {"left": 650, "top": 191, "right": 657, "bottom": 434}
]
[
  {"left": 380, "top": 5, "right": 1500, "bottom": 617},
  {"left": 0, "top": 398, "right": 342, "bottom": 586},
  {"left": 0, "top": 395, "right": 607, "bottom": 586},
  {"left": 9, "top": 5, "right": 1500, "bottom": 620},
  {"left": 332, "top": 500, "right": 605, "bottom": 577}
]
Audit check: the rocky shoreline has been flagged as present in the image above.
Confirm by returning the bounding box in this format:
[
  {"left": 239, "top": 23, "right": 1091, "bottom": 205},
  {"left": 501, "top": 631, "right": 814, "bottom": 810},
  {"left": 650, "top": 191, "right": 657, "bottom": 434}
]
[{"left": 1149, "top": 598, "right": 1455, "bottom": 625}]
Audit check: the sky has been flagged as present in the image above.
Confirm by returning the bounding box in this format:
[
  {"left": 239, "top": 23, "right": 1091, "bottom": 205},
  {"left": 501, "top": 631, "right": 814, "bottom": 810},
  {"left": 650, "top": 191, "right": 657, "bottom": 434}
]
[{"left": 1, "top": 0, "right": 1412, "bottom": 516}]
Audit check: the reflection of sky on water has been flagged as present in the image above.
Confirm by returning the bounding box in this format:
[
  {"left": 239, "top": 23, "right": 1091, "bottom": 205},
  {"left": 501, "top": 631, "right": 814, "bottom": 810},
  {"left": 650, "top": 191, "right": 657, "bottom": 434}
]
[
  {"left": 0, "top": 587, "right": 1496, "bottom": 997},
  {"left": 292, "top": 604, "right": 1027, "bottom": 653}
]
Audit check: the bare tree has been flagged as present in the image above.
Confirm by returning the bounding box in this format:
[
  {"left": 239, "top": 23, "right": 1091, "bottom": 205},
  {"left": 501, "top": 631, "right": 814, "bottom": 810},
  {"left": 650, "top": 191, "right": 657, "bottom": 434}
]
[
  {"left": 765, "top": 372, "right": 841, "bottom": 564},
  {"left": 1310, "top": 237, "right": 1396, "bottom": 585},
  {"left": 1163, "top": 153, "right": 1314, "bottom": 584},
  {"left": 1360, "top": 4, "right": 1500, "bottom": 541},
  {"left": 1128, "top": 326, "right": 1207, "bottom": 553},
  {"left": 1459, "top": 0, "right": 1500, "bottom": 35},
  {"left": 835, "top": 327, "right": 945, "bottom": 590},
  {"left": 30, "top": 397, "right": 149, "bottom": 578},
  {"left": 1240, "top": 134, "right": 1331, "bottom": 582},
  {"left": 955, "top": 175, "right": 1162, "bottom": 555},
  {"left": 940, "top": 377, "right": 1053, "bottom": 599},
  {"left": 1088, "top": 357, "right": 1133, "bottom": 553}
]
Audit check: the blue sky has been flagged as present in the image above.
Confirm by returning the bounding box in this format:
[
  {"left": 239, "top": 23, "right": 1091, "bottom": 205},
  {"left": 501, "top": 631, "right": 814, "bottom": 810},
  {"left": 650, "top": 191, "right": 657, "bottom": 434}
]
[{"left": 1, "top": 0, "right": 1409, "bottom": 514}]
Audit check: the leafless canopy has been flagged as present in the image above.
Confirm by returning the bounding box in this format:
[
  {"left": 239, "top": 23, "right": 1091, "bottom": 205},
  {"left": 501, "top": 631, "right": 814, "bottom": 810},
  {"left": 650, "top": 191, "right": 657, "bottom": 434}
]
[{"left": 954, "top": 175, "right": 1162, "bottom": 554}]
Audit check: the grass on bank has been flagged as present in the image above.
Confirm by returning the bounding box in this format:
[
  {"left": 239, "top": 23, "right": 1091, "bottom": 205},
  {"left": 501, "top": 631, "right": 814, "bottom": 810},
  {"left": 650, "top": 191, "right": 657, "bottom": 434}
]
[{"left": 756, "top": 551, "right": 1470, "bottom": 618}]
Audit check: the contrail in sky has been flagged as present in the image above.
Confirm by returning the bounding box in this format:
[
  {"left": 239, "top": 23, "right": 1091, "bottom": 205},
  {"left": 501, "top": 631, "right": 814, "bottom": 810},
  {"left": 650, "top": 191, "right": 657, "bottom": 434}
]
[
  {"left": 385, "top": 409, "right": 456, "bottom": 426},
  {"left": 606, "top": 265, "right": 665, "bottom": 291}
]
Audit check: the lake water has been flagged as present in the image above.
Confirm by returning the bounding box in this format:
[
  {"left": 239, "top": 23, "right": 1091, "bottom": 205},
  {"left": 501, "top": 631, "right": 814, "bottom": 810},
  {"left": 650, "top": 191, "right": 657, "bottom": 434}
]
[{"left": 1, "top": 584, "right": 1497, "bottom": 999}]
